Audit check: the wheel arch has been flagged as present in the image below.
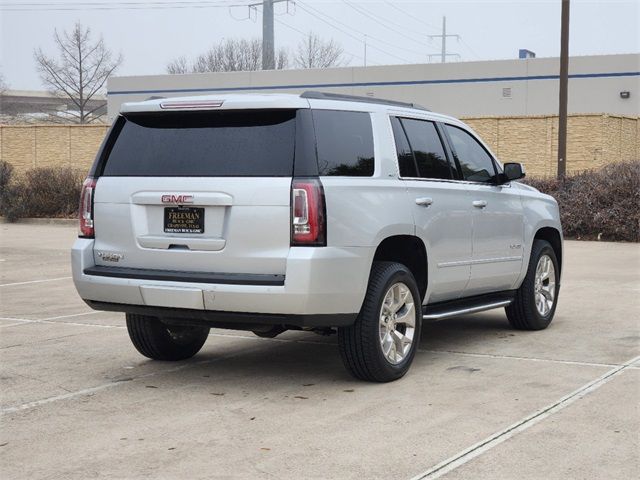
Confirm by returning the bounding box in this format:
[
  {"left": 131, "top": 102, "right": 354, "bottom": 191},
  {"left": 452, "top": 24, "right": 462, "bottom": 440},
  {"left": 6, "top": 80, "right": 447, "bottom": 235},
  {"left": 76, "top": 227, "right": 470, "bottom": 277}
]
[
  {"left": 534, "top": 226, "right": 563, "bottom": 274},
  {"left": 371, "top": 235, "right": 428, "bottom": 302}
]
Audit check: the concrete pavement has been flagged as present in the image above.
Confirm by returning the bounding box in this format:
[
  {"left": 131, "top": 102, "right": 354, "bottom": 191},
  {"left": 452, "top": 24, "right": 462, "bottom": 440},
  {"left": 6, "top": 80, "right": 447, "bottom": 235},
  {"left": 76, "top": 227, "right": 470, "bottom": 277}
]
[{"left": 0, "top": 224, "right": 638, "bottom": 479}]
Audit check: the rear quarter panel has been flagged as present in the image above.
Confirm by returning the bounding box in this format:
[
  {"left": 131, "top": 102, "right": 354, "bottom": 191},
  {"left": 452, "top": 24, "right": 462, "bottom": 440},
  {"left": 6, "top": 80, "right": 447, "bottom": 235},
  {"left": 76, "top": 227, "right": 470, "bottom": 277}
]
[{"left": 320, "top": 110, "right": 413, "bottom": 249}]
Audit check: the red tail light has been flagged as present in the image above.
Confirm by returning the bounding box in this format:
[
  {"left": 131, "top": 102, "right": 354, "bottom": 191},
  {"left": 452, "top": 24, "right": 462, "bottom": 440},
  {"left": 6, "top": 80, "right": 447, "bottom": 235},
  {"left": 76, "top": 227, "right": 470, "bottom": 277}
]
[
  {"left": 291, "top": 178, "right": 326, "bottom": 246},
  {"left": 79, "top": 177, "right": 97, "bottom": 238}
]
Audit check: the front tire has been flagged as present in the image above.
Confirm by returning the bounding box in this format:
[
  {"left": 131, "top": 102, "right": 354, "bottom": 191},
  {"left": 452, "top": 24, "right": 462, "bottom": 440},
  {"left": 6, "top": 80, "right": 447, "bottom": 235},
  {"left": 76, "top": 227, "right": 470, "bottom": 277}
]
[
  {"left": 126, "top": 314, "right": 210, "bottom": 361},
  {"left": 338, "top": 261, "right": 422, "bottom": 382},
  {"left": 506, "top": 239, "right": 560, "bottom": 330}
]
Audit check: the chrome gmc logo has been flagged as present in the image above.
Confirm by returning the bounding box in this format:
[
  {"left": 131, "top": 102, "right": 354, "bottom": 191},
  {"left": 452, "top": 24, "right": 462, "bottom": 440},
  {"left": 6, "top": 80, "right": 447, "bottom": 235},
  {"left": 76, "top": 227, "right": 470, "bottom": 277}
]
[{"left": 161, "top": 194, "right": 194, "bottom": 204}]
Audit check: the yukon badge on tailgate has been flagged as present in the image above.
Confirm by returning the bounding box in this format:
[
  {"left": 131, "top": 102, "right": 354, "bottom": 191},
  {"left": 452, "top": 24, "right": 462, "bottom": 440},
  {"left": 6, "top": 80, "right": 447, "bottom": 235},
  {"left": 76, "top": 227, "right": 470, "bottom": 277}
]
[{"left": 97, "top": 251, "right": 123, "bottom": 262}]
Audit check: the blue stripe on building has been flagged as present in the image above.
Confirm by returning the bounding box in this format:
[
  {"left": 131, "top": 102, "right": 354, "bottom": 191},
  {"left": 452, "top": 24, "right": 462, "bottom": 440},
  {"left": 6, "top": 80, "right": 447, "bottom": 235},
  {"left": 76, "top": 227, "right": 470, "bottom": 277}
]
[{"left": 108, "top": 71, "right": 640, "bottom": 96}]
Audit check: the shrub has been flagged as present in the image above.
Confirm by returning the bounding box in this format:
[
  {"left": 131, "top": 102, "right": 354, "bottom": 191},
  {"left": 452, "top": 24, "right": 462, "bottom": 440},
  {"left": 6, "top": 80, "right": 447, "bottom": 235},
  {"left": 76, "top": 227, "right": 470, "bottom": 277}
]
[
  {"left": 1, "top": 165, "right": 84, "bottom": 221},
  {"left": 524, "top": 161, "right": 639, "bottom": 242},
  {"left": 0, "top": 161, "right": 14, "bottom": 212}
]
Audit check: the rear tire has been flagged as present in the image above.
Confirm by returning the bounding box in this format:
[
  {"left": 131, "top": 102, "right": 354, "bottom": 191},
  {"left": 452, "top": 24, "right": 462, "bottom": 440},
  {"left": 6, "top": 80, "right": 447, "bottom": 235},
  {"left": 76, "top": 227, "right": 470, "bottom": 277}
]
[
  {"left": 126, "top": 314, "right": 209, "bottom": 360},
  {"left": 506, "top": 240, "right": 560, "bottom": 330},
  {"left": 338, "top": 261, "right": 422, "bottom": 382}
]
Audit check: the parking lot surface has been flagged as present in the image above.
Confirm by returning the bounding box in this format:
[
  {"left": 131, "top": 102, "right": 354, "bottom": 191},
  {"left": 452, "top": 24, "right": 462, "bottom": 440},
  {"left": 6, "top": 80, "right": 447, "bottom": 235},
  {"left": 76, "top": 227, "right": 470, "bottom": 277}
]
[{"left": 1, "top": 223, "right": 638, "bottom": 480}]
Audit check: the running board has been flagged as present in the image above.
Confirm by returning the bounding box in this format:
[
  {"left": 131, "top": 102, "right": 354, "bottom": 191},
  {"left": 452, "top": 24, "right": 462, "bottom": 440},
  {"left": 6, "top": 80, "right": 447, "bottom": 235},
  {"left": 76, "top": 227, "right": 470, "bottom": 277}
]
[{"left": 422, "top": 291, "right": 515, "bottom": 321}]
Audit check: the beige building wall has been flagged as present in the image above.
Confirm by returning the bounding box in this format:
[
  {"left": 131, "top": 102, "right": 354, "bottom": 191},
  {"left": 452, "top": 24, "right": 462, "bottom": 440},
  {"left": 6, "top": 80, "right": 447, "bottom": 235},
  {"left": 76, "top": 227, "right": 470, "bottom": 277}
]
[
  {"left": 0, "top": 115, "right": 637, "bottom": 178},
  {"left": 0, "top": 124, "right": 108, "bottom": 174},
  {"left": 463, "top": 114, "right": 639, "bottom": 177}
]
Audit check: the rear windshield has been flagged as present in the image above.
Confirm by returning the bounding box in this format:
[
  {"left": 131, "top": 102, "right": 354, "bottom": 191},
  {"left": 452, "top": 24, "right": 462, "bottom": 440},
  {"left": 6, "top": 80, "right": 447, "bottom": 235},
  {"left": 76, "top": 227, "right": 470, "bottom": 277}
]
[{"left": 101, "top": 110, "right": 296, "bottom": 177}]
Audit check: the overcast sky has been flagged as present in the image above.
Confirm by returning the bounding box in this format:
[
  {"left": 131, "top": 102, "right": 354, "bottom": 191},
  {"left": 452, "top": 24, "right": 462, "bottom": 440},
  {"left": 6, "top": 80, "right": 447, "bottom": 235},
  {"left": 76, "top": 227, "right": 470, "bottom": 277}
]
[{"left": 1, "top": 0, "right": 638, "bottom": 91}]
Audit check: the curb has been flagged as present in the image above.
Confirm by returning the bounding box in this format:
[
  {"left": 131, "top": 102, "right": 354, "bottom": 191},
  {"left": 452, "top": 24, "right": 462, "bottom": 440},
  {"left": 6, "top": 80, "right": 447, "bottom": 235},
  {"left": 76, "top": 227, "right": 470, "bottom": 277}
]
[{"left": 0, "top": 217, "right": 77, "bottom": 226}]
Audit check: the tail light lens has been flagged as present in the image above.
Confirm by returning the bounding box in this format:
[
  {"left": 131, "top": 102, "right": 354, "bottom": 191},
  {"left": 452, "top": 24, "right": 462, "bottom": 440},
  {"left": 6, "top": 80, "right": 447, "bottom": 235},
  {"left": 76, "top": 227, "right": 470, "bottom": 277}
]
[
  {"left": 79, "top": 177, "right": 97, "bottom": 238},
  {"left": 291, "top": 178, "right": 326, "bottom": 246}
]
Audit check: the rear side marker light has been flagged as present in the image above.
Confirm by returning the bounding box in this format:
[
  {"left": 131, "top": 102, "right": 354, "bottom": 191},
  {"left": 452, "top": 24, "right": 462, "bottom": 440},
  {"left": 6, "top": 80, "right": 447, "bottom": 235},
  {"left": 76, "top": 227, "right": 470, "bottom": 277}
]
[
  {"left": 79, "top": 177, "right": 97, "bottom": 238},
  {"left": 291, "top": 178, "right": 326, "bottom": 246}
]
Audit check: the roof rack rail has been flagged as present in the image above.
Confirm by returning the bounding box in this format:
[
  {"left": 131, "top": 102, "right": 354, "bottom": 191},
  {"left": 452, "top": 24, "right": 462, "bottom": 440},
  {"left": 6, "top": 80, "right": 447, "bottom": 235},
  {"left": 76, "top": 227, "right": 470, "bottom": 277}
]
[{"left": 300, "top": 91, "right": 429, "bottom": 111}]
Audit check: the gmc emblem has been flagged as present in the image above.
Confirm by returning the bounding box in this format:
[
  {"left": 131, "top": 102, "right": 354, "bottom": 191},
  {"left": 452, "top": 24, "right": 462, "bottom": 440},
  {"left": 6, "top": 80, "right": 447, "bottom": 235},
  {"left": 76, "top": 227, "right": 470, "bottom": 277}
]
[{"left": 161, "top": 194, "right": 194, "bottom": 204}]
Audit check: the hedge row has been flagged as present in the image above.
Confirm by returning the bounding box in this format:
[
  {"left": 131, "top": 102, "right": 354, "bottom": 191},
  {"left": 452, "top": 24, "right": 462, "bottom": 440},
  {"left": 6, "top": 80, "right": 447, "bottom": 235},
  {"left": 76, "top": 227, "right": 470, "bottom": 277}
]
[
  {"left": 1, "top": 160, "right": 638, "bottom": 241},
  {"left": 0, "top": 162, "right": 84, "bottom": 222},
  {"left": 523, "top": 161, "right": 639, "bottom": 242}
]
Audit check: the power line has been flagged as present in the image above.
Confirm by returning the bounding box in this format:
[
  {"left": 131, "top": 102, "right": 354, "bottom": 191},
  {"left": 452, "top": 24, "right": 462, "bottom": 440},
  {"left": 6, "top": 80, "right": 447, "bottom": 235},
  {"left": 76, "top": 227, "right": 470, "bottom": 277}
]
[
  {"left": 382, "top": 0, "right": 440, "bottom": 32},
  {"left": 0, "top": 0, "right": 240, "bottom": 5},
  {"left": 342, "top": 0, "right": 428, "bottom": 47},
  {"left": 0, "top": 1, "right": 248, "bottom": 11},
  {"left": 297, "top": 0, "right": 426, "bottom": 58},
  {"left": 274, "top": 16, "right": 368, "bottom": 63},
  {"left": 460, "top": 38, "right": 482, "bottom": 61},
  {"left": 295, "top": 1, "right": 413, "bottom": 63}
]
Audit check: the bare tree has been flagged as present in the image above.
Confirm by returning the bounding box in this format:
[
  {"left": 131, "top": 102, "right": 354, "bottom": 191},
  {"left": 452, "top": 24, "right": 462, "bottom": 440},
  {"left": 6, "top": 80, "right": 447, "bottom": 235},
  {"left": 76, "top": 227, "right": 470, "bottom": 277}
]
[
  {"left": 34, "top": 22, "right": 122, "bottom": 123},
  {"left": 276, "top": 48, "right": 289, "bottom": 70},
  {"left": 166, "top": 56, "right": 189, "bottom": 75},
  {"left": 166, "top": 38, "right": 288, "bottom": 74},
  {"left": 194, "top": 38, "right": 262, "bottom": 73},
  {"left": 0, "top": 71, "right": 7, "bottom": 96},
  {"left": 294, "top": 32, "right": 345, "bottom": 69}
]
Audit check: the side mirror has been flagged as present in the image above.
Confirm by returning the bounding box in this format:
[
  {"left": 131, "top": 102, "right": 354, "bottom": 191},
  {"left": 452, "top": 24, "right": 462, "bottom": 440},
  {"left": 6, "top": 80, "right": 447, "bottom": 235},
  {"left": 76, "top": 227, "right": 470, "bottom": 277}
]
[{"left": 500, "top": 162, "right": 526, "bottom": 183}]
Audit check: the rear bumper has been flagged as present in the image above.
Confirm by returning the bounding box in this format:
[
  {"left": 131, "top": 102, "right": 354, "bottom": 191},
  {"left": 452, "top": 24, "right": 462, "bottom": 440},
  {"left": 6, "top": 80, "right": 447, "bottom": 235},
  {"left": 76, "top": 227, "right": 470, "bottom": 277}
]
[
  {"left": 72, "top": 239, "right": 373, "bottom": 327},
  {"left": 84, "top": 300, "right": 357, "bottom": 328}
]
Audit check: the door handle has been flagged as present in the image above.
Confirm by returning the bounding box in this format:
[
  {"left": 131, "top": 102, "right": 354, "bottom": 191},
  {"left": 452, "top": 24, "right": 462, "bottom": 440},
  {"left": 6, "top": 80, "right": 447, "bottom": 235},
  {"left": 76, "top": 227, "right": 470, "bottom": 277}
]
[
  {"left": 472, "top": 200, "right": 488, "bottom": 208},
  {"left": 415, "top": 197, "right": 433, "bottom": 207}
]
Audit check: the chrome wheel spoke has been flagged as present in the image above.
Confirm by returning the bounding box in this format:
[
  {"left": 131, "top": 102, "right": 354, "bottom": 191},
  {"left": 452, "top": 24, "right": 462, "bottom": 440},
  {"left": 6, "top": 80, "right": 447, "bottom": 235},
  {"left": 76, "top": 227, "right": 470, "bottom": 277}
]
[
  {"left": 378, "top": 282, "right": 416, "bottom": 365},
  {"left": 392, "top": 330, "right": 410, "bottom": 356},
  {"left": 395, "top": 302, "right": 415, "bottom": 327},
  {"left": 533, "top": 254, "right": 556, "bottom": 317},
  {"left": 381, "top": 331, "right": 393, "bottom": 356}
]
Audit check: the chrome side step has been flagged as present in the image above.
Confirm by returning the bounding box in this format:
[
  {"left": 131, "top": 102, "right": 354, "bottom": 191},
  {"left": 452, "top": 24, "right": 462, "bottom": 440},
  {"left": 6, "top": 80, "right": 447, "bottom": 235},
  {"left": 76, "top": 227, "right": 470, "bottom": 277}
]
[
  {"left": 423, "top": 300, "right": 512, "bottom": 320},
  {"left": 422, "top": 291, "right": 515, "bottom": 321}
]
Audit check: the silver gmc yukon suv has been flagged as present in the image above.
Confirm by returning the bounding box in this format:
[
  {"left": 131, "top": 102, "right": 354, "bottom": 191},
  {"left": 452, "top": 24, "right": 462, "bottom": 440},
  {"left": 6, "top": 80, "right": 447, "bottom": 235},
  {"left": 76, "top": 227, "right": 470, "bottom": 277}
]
[{"left": 72, "top": 91, "right": 563, "bottom": 382}]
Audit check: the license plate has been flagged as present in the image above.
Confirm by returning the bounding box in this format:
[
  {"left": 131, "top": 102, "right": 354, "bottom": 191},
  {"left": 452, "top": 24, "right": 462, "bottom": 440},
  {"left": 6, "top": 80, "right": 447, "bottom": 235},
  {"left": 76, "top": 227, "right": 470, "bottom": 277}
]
[{"left": 164, "top": 207, "right": 205, "bottom": 234}]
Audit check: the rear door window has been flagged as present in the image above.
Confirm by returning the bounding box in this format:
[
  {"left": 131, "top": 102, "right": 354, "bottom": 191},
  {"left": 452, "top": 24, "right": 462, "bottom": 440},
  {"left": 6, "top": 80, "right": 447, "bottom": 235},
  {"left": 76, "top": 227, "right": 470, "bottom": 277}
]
[
  {"left": 312, "top": 110, "right": 375, "bottom": 176},
  {"left": 101, "top": 110, "right": 296, "bottom": 177},
  {"left": 399, "top": 118, "right": 452, "bottom": 180},
  {"left": 444, "top": 124, "right": 497, "bottom": 183},
  {"left": 390, "top": 117, "right": 418, "bottom": 177}
]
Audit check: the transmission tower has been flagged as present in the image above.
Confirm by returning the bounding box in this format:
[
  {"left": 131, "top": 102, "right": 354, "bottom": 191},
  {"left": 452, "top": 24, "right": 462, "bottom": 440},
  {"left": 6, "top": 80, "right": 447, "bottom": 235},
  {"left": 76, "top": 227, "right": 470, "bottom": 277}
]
[{"left": 427, "top": 16, "right": 460, "bottom": 63}]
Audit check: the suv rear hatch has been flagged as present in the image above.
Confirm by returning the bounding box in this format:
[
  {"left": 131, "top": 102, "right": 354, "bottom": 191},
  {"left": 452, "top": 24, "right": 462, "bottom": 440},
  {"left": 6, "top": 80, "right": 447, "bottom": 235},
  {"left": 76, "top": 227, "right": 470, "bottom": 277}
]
[{"left": 89, "top": 107, "right": 310, "bottom": 277}]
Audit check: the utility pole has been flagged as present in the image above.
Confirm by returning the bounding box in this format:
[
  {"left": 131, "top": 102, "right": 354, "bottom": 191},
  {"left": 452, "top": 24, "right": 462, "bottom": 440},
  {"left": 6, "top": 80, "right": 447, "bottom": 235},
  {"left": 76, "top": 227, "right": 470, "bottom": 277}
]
[
  {"left": 557, "top": 0, "right": 571, "bottom": 178},
  {"left": 427, "top": 16, "right": 460, "bottom": 63},
  {"left": 247, "top": 0, "right": 287, "bottom": 70},
  {"left": 364, "top": 34, "right": 367, "bottom": 67},
  {"left": 262, "top": 0, "right": 274, "bottom": 70},
  {"left": 441, "top": 16, "right": 447, "bottom": 63}
]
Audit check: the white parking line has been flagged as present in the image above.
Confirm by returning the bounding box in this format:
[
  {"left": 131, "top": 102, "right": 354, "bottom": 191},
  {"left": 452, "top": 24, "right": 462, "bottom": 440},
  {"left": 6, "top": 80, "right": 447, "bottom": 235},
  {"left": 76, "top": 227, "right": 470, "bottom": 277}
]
[
  {"left": 2, "top": 308, "right": 637, "bottom": 437},
  {"left": 0, "top": 347, "right": 255, "bottom": 415},
  {"left": 0, "top": 311, "right": 103, "bottom": 328},
  {"left": 0, "top": 322, "right": 31, "bottom": 328},
  {"left": 419, "top": 349, "right": 620, "bottom": 369},
  {"left": 0, "top": 276, "right": 72, "bottom": 287},
  {"left": 45, "top": 311, "right": 102, "bottom": 320},
  {"left": 0, "top": 314, "right": 627, "bottom": 370},
  {"left": 408, "top": 354, "right": 640, "bottom": 480}
]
